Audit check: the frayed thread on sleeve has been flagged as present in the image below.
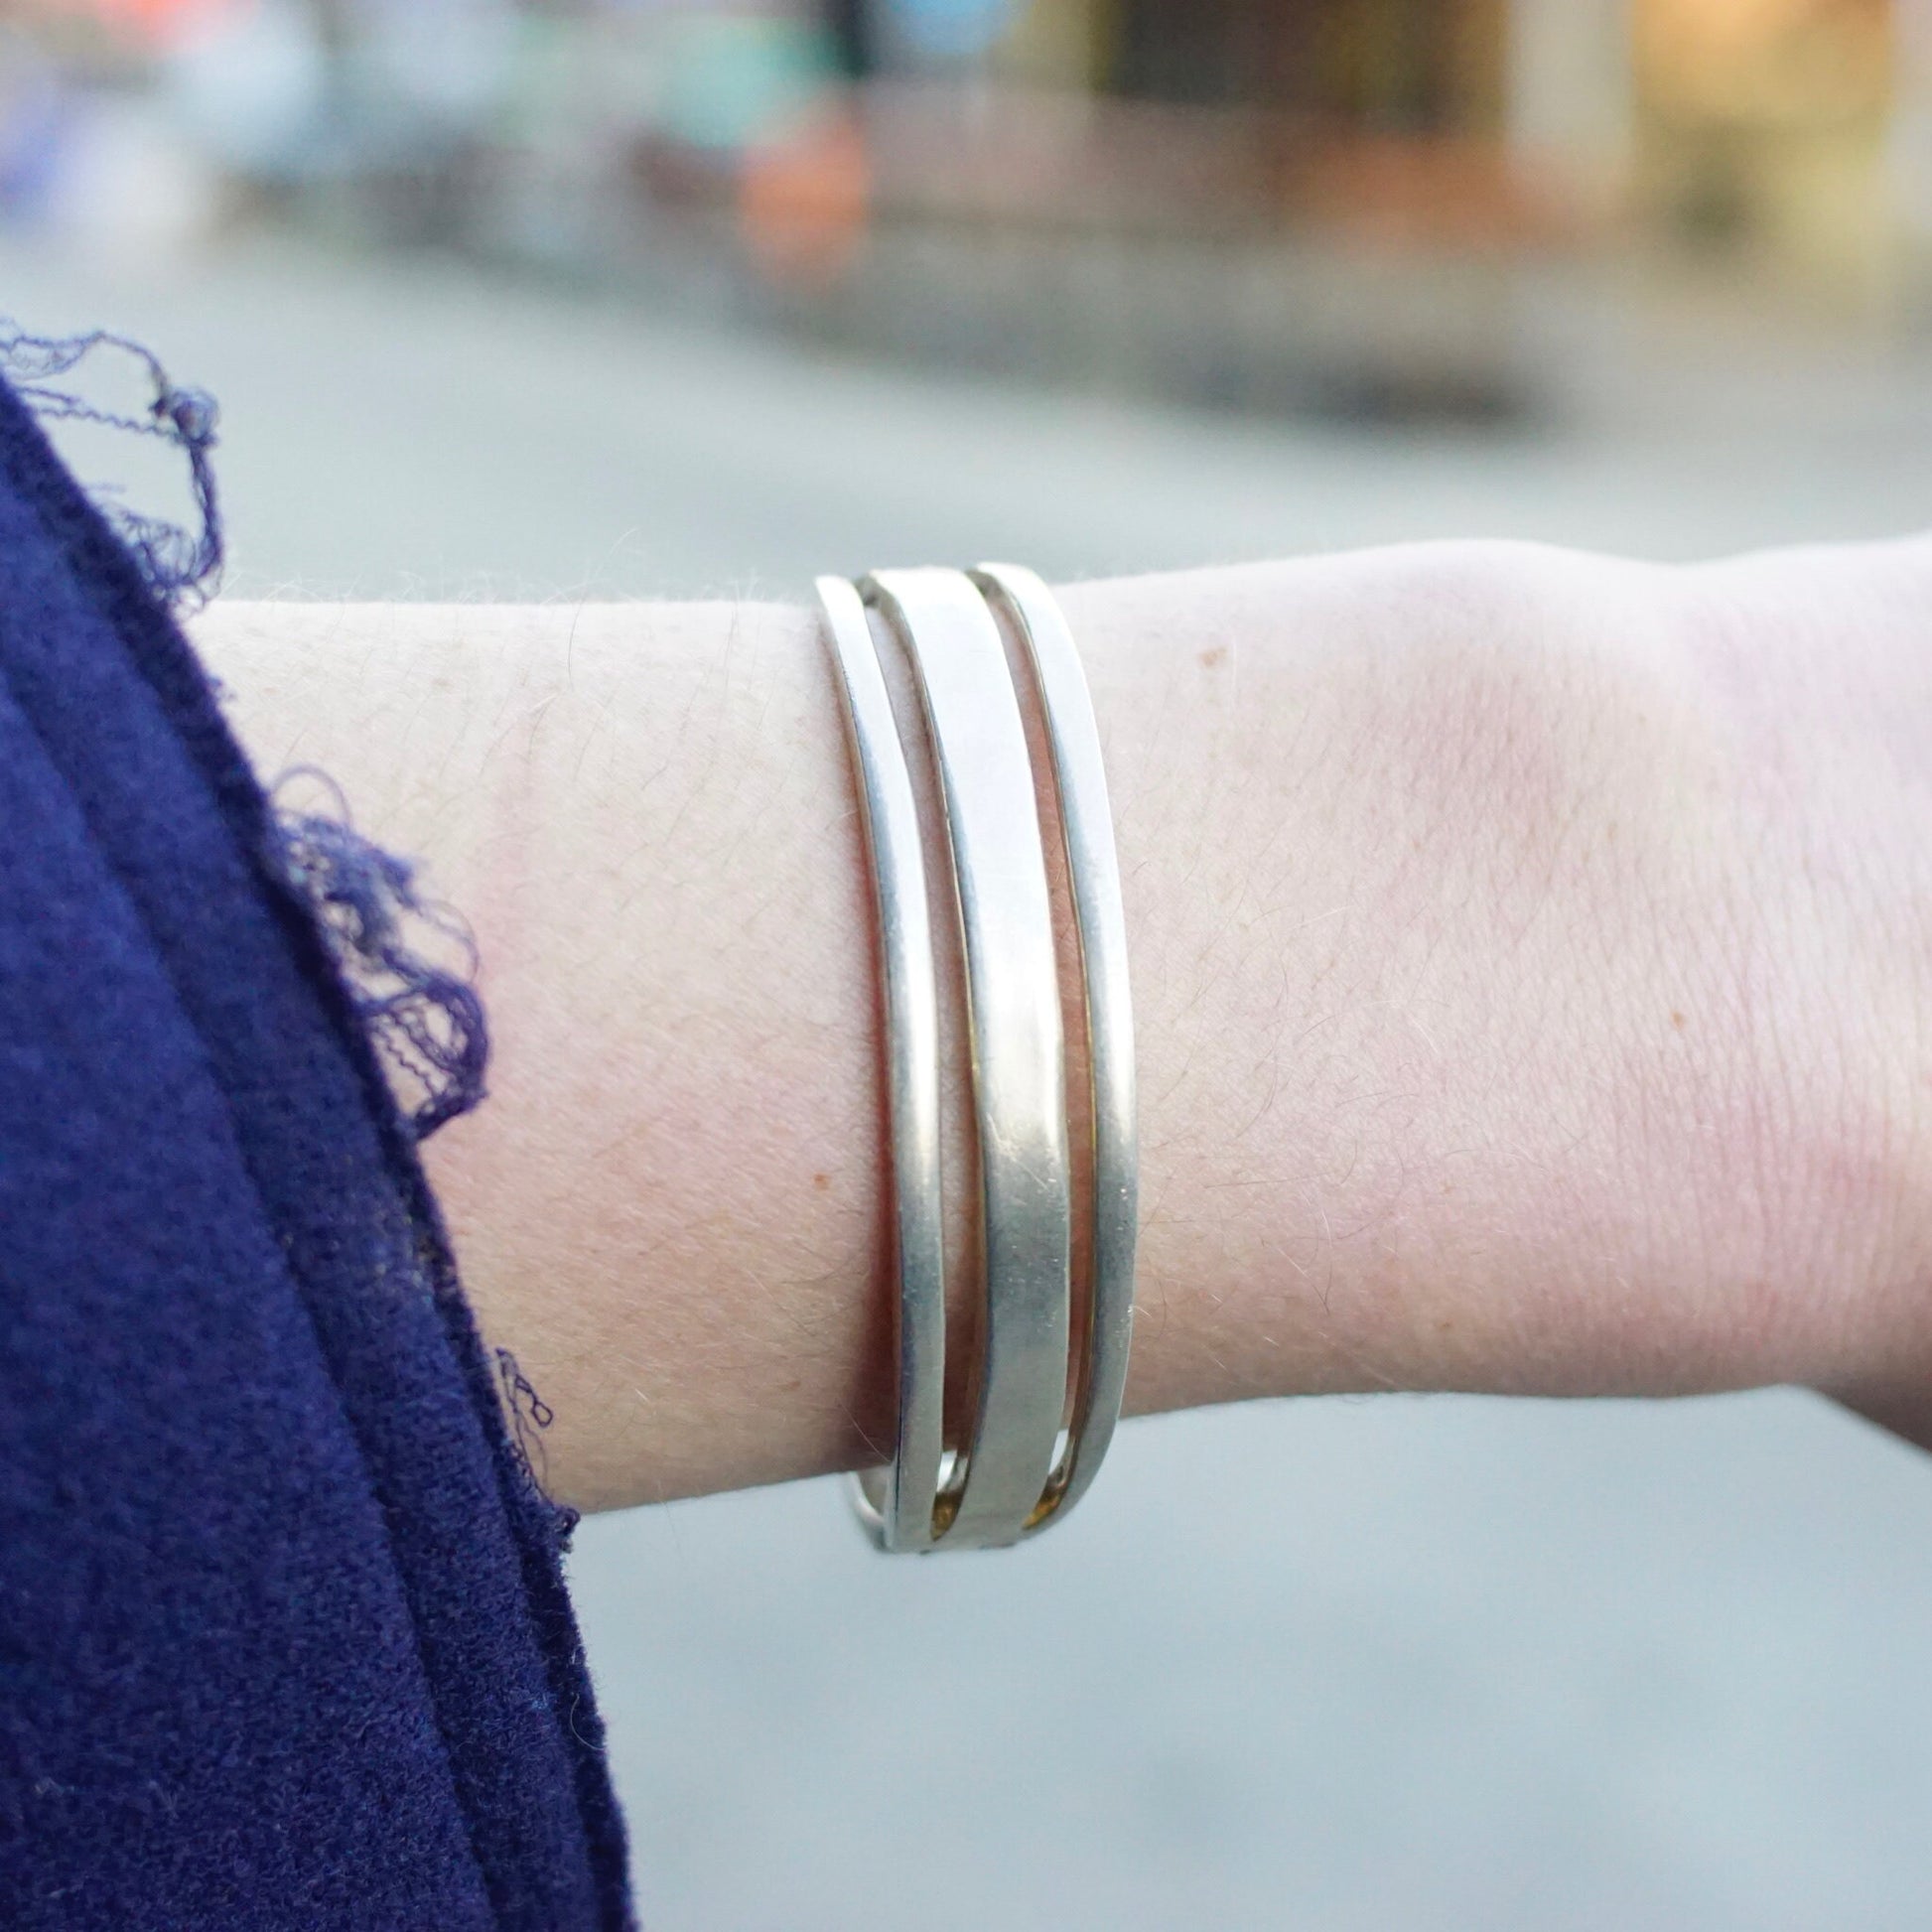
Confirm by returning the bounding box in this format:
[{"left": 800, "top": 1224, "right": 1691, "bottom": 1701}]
[
  {"left": 0, "top": 320, "right": 222, "bottom": 611},
  {"left": 495, "top": 1348, "right": 582, "bottom": 1546},
  {"left": 270, "top": 770, "right": 488, "bottom": 1142}
]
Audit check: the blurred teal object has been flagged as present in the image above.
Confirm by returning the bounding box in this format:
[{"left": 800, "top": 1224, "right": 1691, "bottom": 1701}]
[
  {"left": 659, "top": 19, "right": 840, "bottom": 153},
  {"left": 889, "top": 0, "right": 1019, "bottom": 60}
]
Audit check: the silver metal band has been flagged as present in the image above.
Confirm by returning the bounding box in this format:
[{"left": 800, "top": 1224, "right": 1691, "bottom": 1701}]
[
  {"left": 973, "top": 564, "right": 1139, "bottom": 1534},
  {"left": 819, "top": 563, "right": 1135, "bottom": 1552},
  {"left": 866, "top": 567, "right": 1072, "bottom": 1550},
  {"left": 815, "top": 576, "right": 946, "bottom": 1552}
]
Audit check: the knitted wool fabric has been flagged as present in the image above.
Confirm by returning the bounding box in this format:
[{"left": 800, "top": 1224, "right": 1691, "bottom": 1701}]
[{"left": 0, "top": 371, "right": 632, "bottom": 1927}]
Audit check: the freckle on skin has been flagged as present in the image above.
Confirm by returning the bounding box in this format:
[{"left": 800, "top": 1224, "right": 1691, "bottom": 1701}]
[
  {"left": 1672, "top": 1012, "right": 1688, "bottom": 1032},
  {"left": 813, "top": 1173, "right": 831, "bottom": 1191},
  {"left": 1199, "top": 646, "right": 1228, "bottom": 670}
]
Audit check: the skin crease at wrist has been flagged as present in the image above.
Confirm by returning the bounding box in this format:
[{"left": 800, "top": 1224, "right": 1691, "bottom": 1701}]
[{"left": 190, "top": 537, "right": 1932, "bottom": 1514}]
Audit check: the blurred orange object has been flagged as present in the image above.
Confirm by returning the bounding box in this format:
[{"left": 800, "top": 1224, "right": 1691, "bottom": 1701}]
[
  {"left": 28, "top": 0, "right": 235, "bottom": 52},
  {"left": 1637, "top": 0, "right": 1892, "bottom": 121},
  {"left": 739, "top": 107, "right": 872, "bottom": 288}
]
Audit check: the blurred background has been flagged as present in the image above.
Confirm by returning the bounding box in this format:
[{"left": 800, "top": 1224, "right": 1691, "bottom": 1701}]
[
  {"left": 4, "top": 0, "right": 1932, "bottom": 414},
  {"left": 5, "top": 2, "right": 1932, "bottom": 1928}
]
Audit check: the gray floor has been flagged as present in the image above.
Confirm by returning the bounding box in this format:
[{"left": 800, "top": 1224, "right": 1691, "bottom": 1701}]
[{"left": 11, "top": 232, "right": 1932, "bottom": 1930}]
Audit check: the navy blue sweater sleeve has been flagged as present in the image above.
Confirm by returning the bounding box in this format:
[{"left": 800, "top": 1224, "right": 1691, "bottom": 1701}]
[{"left": 0, "top": 374, "right": 632, "bottom": 1927}]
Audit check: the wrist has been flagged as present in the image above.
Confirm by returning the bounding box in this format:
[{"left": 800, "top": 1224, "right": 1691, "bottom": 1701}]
[
  {"left": 193, "top": 539, "right": 1932, "bottom": 1511},
  {"left": 1672, "top": 540, "right": 1932, "bottom": 1416},
  {"left": 1067, "top": 540, "right": 1910, "bottom": 1419}
]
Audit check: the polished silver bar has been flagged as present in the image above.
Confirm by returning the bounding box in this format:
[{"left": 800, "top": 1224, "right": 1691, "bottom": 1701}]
[
  {"left": 865, "top": 567, "right": 1072, "bottom": 1550},
  {"left": 816, "top": 576, "right": 946, "bottom": 1552},
  {"left": 973, "top": 564, "right": 1139, "bottom": 1533}
]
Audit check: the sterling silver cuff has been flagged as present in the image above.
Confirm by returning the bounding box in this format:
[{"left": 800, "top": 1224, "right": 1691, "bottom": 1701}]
[{"left": 818, "top": 564, "right": 1136, "bottom": 1552}]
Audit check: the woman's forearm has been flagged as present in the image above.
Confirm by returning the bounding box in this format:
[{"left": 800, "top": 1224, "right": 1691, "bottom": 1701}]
[{"left": 190, "top": 538, "right": 1932, "bottom": 1511}]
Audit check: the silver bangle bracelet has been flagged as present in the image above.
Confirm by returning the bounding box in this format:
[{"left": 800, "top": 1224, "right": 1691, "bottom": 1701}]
[
  {"left": 818, "top": 563, "right": 1135, "bottom": 1552},
  {"left": 867, "top": 567, "right": 1072, "bottom": 1551},
  {"left": 973, "top": 564, "right": 1139, "bottom": 1534},
  {"left": 815, "top": 576, "right": 947, "bottom": 1552}
]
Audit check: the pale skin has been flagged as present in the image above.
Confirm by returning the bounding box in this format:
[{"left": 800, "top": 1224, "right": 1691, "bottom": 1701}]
[{"left": 191, "top": 535, "right": 1932, "bottom": 1515}]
